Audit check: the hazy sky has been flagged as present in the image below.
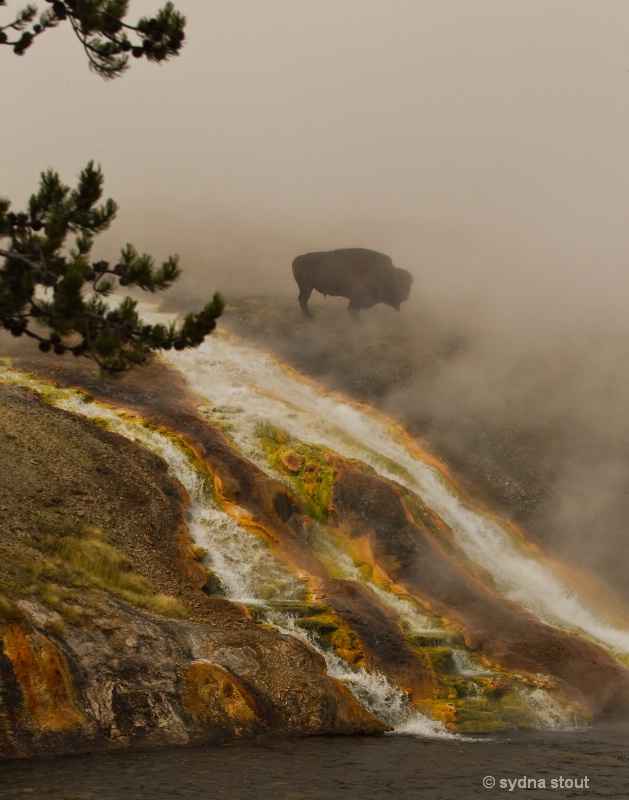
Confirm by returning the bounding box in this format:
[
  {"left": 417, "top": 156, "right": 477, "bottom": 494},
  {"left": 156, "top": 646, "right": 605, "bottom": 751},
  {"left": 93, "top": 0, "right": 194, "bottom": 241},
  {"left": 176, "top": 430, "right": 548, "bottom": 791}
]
[
  {"left": 4, "top": 1, "right": 629, "bottom": 592},
  {"left": 3, "top": 1, "right": 629, "bottom": 324}
]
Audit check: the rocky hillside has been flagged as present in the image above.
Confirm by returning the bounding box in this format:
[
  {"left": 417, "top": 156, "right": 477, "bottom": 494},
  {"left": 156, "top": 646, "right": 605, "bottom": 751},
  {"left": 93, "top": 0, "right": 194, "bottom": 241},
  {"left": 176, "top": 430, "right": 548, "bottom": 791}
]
[
  {"left": 2, "top": 343, "right": 629, "bottom": 759},
  {"left": 222, "top": 295, "right": 629, "bottom": 605},
  {"left": 0, "top": 381, "right": 384, "bottom": 760}
]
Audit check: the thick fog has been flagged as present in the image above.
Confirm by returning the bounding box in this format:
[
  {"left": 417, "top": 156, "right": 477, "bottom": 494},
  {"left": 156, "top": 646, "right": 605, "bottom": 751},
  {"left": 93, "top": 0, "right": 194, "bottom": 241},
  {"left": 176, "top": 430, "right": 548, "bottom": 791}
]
[{"left": 3, "top": 1, "right": 629, "bottom": 594}]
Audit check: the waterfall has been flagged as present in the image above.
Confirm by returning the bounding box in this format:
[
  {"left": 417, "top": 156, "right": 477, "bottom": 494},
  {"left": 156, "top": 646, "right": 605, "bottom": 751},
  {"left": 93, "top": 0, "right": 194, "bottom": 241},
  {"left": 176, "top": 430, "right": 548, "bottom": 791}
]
[
  {"left": 518, "top": 689, "right": 583, "bottom": 731},
  {"left": 307, "top": 524, "right": 439, "bottom": 634},
  {"left": 450, "top": 649, "right": 490, "bottom": 677},
  {"left": 0, "top": 370, "right": 449, "bottom": 735},
  {"left": 50, "top": 393, "right": 306, "bottom": 605},
  {"left": 266, "top": 613, "right": 451, "bottom": 737},
  {"left": 53, "top": 393, "right": 451, "bottom": 737},
  {"left": 161, "top": 333, "right": 629, "bottom": 655},
  {"left": 1, "top": 337, "right": 619, "bottom": 733}
]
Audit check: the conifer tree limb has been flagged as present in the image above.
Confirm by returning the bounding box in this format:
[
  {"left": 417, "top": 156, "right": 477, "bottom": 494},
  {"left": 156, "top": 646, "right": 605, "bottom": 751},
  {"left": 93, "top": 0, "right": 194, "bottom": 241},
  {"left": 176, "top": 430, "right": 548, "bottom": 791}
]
[
  {"left": 1, "top": 1, "right": 185, "bottom": 78},
  {"left": 1, "top": 164, "right": 224, "bottom": 374},
  {"left": 2, "top": 1, "right": 223, "bottom": 375}
]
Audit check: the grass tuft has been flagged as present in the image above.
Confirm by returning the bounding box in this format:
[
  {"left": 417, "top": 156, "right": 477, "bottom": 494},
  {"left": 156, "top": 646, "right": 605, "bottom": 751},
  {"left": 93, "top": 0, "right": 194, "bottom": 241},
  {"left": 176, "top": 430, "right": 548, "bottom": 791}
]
[
  {"left": 0, "top": 593, "right": 25, "bottom": 622},
  {"left": 45, "top": 529, "right": 187, "bottom": 618}
]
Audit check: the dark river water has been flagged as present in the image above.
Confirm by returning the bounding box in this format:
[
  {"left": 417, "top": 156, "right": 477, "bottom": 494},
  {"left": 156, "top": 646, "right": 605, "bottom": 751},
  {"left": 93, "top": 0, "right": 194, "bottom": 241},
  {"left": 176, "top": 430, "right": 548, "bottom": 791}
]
[{"left": 1, "top": 725, "right": 628, "bottom": 800}]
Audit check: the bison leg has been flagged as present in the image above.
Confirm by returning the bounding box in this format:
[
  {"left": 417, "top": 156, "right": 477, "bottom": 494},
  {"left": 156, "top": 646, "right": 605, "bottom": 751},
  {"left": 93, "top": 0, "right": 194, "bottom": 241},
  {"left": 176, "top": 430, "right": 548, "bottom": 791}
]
[
  {"left": 298, "top": 284, "right": 314, "bottom": 319},
  {"left": 347, "top": 299, "right": 361, "bottom": 321}
]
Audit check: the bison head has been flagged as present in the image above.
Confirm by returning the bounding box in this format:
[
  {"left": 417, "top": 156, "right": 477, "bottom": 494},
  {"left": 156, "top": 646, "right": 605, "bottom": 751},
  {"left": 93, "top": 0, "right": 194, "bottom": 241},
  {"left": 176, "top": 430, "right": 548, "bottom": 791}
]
[{"left": 386, "top": 268, "right": 413, "bottom": 310}]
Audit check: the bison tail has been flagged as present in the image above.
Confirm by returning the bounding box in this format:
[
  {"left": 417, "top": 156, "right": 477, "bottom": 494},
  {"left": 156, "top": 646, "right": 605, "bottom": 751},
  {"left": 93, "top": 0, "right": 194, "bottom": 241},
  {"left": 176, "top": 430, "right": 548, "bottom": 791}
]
[
  {"left": 292, "top": 254, "right": 313, "bottom": 286},
  {"left": 292, "top": 257, "right": 303, "bottom": 283}
]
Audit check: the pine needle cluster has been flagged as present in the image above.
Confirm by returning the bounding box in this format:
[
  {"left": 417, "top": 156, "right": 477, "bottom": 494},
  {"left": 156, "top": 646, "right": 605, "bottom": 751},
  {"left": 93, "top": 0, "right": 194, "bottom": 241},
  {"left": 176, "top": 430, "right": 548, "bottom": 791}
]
[
  {"left": 0, "top": 163, "right": 224, "bottom": 373},
  {"left": 0, "top": 0, "right": 185, "bottom": 78},
  {"left": 2, "top": 2, "right": 225, "bottom": 374}
]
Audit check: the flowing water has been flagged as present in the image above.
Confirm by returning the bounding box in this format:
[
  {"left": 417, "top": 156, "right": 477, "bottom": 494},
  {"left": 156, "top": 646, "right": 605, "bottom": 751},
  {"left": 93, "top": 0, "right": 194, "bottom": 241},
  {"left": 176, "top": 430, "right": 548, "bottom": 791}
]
[
  {"left": 1, "top": 725, "right": 628, "bottom": 799},
  {"left": 162, "top": 333, "right": 629, "bottom": 655},
  {"left": 2, "top": 329, "right": 629, "bottom": 795},
  {"left": 51, "top": 395, "right": 448, "bottom": 734},
  {"left": 0, "top": 367, "right": 448, "bottom": 736},
  {"left": 2, "top": 329, "right": 626, "bottom": 734}
]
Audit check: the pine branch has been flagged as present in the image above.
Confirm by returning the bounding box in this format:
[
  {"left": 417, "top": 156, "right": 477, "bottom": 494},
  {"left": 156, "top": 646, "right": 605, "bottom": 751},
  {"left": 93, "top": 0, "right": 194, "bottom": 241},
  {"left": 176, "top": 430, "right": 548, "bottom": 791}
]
[
  {"left": 1, "top": 1, "right": 185, "bottom": 76},
  {"left": 1, "top": 164, "right": 223, "bottom": 374}
]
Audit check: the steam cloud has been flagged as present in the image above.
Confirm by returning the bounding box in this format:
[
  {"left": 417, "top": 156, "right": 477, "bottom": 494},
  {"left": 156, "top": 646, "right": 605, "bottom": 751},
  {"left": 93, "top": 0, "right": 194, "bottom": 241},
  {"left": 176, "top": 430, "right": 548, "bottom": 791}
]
[
  {"left": 3, "top": 2, "right": 629, "bottom": 599},
  {"left": 144, "top": 209, "right": 629, "bottom": 603}
]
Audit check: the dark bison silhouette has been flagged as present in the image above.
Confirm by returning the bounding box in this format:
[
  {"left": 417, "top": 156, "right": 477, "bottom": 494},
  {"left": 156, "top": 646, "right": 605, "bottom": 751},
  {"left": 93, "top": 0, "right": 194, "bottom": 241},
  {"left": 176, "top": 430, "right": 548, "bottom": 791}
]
[{"left": 292, "top": 248, "right": 413, "bottom": 319}]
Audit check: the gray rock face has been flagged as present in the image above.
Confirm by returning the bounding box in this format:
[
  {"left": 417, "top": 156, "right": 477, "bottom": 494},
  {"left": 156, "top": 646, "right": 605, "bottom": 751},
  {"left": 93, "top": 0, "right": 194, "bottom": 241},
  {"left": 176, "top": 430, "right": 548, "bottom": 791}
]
[{"left": 1, "top": 595, "right": 386, "bottom": 759}]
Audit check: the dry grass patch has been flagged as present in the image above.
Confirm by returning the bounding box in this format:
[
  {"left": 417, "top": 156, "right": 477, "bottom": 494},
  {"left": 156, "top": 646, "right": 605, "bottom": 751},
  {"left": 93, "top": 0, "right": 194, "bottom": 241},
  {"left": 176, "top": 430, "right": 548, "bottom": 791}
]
[
  {"left": 44, "top": 525, "right": 187, "bottom": 618},
  {"left": 0, "top": 593, "right": 25, "bottom": 622}
]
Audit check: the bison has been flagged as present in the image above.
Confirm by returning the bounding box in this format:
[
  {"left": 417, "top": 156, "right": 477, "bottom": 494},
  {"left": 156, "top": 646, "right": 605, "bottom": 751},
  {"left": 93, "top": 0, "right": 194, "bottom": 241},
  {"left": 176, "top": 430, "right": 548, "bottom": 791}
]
[{"left": 292, "top": 248, "right": 413, "bottom": 319}]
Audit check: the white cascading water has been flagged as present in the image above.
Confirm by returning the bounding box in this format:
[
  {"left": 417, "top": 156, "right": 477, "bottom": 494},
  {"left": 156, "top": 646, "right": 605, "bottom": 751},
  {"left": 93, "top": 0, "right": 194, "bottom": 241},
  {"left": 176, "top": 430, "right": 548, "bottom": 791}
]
[
  {"left": 307, "top": 524, "right": 439, "bottom": 635},
  {"left": 520, "top": 690, "right": 583, "bottom": 731},
  {"left": 0, "top": 367, "right": 303, "bottom": 604},
  {"left": 267, "top": 613, "right": 451, "bottom": 737},
  {"left": 158, "top": 331, "right": 629, "bottom": 655},
  {"left": 450, "top": 649, "right": 489, "bottom": 677},
  {"left": 55, "top": 395, "right": 307, "bottom": 605}
]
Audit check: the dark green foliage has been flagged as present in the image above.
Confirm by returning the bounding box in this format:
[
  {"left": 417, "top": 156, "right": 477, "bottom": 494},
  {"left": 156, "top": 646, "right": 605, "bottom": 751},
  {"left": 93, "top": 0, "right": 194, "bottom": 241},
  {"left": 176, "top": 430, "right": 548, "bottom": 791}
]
[
  {"left": 2, "top": 1, "right": 223, "bottom": 373},
  {"left": 1, "top": 0, "right": 185, "bottom": 77},
  {"left": 0, "top": 163, "right": 224, "bottom": 373}
]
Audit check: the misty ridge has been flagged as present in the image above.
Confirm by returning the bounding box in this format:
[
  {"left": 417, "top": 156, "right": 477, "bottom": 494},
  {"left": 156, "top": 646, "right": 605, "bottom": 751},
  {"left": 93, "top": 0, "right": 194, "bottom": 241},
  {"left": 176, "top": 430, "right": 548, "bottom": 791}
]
[
  {"left": 125, "top": 209, "right": 629, "bottom": 602},
  {"left": 4, "top": 1, "right": 624, "bottom": 602}
]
